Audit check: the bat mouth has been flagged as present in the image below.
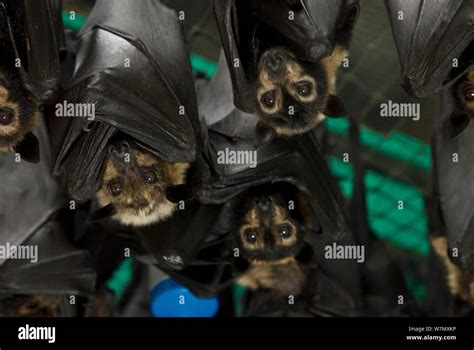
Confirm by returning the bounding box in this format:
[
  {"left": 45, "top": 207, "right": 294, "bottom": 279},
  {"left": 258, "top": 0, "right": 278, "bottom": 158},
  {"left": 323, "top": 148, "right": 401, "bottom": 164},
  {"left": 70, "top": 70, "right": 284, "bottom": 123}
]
[
  {"left": 114, "top": 198, "right": 176, "bottom": 227},
  {"left": 264, "top": 111, "right": 324, "bottom": 135}
]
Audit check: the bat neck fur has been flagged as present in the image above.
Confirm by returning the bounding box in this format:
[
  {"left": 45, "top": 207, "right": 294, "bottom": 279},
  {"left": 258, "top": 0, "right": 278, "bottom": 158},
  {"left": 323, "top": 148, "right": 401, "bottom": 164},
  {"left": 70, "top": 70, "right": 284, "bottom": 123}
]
[{"left": 431, "top": 236, "right": 474, "bottom": 305}]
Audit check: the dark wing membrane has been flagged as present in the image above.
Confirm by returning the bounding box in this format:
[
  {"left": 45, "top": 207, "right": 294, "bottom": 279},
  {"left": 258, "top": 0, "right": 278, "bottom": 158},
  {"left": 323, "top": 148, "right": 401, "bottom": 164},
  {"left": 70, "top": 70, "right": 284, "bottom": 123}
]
[
  {"left": 385, "top": 0, "right": 474, "bottom": 97},
  {"left": 66, "top": 0, "right": 200, "bottom": 163},
  {"left": 433, "top": 102, "right": 474, "bottom": 269},
  {"left": 0, "top": 222, "right": 96, "bottom": 297},
  {"left": 199, "top": 120, "right": 351, "bottom": 240},
  {"left": 21, "top": 0, "right": 62, "bottom": 102},
  {"left": 247, "top": 0, "right": 359, "bottom": 59},
  {"left": 198, "top": 61, "right": 350, "bottom": 239},
  {"left": 0, "top": 120, "right": 61, "bottom": 265},
  {"left": 0, "top": 0, "right": 62, "bottom": 102}
]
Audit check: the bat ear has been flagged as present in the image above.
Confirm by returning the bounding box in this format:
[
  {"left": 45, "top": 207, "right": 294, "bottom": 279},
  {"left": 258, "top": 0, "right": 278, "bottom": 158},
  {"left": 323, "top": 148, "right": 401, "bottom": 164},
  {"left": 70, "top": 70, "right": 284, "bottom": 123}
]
[
  {"left": 13, "top": 132, "right": 40, "bottom": 163},
  {"left": 255, "top": 121, "right": 275, "bottom": 147},
  {"left": 89, "top": 204, "right": 116, "bottom": 223},
  {"left": 324, "top": 95, "right": 348, "bottom": 117},
  {"left": 449, "top": 110, "right": 470, "bottom": 139}
]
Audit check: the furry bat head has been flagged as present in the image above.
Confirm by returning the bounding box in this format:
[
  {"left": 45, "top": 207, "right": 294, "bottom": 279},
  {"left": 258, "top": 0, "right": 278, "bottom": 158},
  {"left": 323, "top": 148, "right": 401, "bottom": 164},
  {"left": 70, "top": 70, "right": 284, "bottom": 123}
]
[
  {"left": 0, "top": 69, "right": 40, "bottom": 161},
  {"left": 254, "top": 44, "right": 348, "bottom": 137},
  {"left": 235, "top": 183, "right": 308, "bottom": 262},
  {"left": 0, "top": 294, "right": 61, "bottom": 317},
  {"left": 234, "top": 183, "right": 312, "bottom": 295},
  {"left": 95, "top": 140, "right": 189, "bottom": 227}
]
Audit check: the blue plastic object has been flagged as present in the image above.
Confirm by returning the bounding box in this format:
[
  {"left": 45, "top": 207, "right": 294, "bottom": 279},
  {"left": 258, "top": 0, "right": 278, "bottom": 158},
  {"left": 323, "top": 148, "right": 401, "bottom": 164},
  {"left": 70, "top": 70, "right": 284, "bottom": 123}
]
[{"left": 150, "top": 278, "right": 219, "bottom": 317}]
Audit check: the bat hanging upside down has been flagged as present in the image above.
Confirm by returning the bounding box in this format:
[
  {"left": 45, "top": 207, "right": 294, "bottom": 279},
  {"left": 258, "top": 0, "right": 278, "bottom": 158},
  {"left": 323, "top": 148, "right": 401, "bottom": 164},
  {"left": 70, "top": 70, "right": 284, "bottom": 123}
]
[
  {"left": 253, "top": 6, "right": 358, "bottom": 138},
  {"left": 234, "top": 183, "right": 315, "bottom": 297},
  {"left": 95, "top": 140, "right": 189, "bottom": 227},
  {"left": 255, "top": 44, "right": 348, "bottom": 137}
]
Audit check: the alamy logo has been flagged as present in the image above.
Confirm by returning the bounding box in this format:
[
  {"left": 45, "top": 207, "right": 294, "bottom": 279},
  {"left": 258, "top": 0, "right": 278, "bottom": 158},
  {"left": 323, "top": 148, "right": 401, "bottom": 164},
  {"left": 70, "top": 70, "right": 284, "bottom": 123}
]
[
  {"left": 216, "top": 147, "right": 257, "bottom": 168},
  {"left": 380, "top": 100, "right": 420, "bottom": 121},
  {"left": 324, "top": 243, "right": 365, "bottom": 263},
  {"left": 55, "top": 101, "right": 96, "bottom": 121},
  {"left": 0, "top": 243, "right": 37, "bottom": 263},
  {"left": 18, "top": 324, "right": 56, "bottom": 343}
]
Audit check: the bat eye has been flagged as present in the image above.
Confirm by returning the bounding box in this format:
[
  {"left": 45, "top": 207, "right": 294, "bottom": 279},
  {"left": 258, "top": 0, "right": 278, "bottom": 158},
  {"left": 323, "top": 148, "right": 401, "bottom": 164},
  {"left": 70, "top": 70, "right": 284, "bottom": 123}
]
[
  {"left": 464, "top": 86, "right": 474, "bottom": 101},
  {"left": 278, "top": 224, "right": 292, "bottom": 238},
  {"left": 108, "top": 180, "right": 123, "bottom": 196},
  {"left": 0, "top": 108, "right": 14, "bottom": 125},
  {"left": 294, "top": 82, "right": 312, "bottom": 97},
  {"left": 244, "top": 229, "right": 259, "bottom": 243},
  {"left": 261, "top": 91, "right": 276, "bottom": 108},
  {"left": 142, "top": 170, "right": 158, "bottom": 184}
]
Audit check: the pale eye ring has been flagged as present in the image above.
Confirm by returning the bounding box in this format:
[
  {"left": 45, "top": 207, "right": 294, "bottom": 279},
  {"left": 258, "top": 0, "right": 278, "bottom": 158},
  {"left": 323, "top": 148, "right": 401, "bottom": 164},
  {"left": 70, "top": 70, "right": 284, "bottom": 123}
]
[{"left": 108, "top": 180, "right": 122, "bottom": 196}]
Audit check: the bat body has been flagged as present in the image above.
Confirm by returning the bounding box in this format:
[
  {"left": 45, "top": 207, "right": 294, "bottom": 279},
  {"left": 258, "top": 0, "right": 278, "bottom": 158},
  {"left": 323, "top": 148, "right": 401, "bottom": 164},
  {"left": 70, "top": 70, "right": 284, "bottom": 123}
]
[
  {"left": 0, "top": 0, "right": 62, "bottom": 162},
  {"left": 255, "top": 45, "right": 348, "bottom": 135},
  {"left": 235, "top": 183, "right": 309, "bottom": 296},
  {"left": 50, "top": 0, "right": 201, "bottom": 201},
  {"left": 0, "top": 1, "right": 39, "bottom": 158},
  {"left": 95, "top": 140, "right": 189, "bottom": 227},
  {"left": 213, "top": 0, "right": 359, "bottom": 136}
]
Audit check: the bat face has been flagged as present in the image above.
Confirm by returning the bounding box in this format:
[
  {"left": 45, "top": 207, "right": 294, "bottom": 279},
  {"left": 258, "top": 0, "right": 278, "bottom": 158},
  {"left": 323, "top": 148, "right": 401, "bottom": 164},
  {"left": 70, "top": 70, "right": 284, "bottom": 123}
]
[
  {"left": 96, "top": 141, "right": 189, "bottom": 227},
  {"left": 0, "top": 69, "right": 39, "bottom": 154},
  {"left": 452, "top": 68, "right": 474, "bottom": 115},
  {"left": 235, "top": 184, "right": 310, "bottom": 295},
  {"left": 236, "top": 185, "right": 306, "bottom": 263},
  {"left": 0, "top": 295, "right": 61, "bottom": 317},
  {"left": 255, "top": 45, "right": 347, "bottom": 135}
]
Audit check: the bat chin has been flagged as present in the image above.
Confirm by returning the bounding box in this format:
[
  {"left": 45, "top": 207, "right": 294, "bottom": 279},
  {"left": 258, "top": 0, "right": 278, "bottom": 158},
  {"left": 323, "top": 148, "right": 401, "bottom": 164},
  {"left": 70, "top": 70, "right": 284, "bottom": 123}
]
[
  {"left": 272, "top": 112, "right": 326, "bottom": 136},
  {"left": 113, "top": 199, "right": 177, "bottom": 227},
  {"left": 0, "top": 145, "right": 13, "bottom": 153},
  {"left": 250, "top": 256, "right": 296, "bottom": 265}
]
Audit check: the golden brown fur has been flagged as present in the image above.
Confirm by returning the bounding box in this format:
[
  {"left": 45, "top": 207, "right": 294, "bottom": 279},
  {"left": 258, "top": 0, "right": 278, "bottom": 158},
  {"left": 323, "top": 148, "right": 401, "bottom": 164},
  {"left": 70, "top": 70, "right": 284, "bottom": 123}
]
[
  {"left": 238, "top": 257, "right": 307, "bottom": 296},
  {"left": 255, "top": 45, "right": 347, "bottom": 135},
  {"left": 96, "top": 142, "right": 189, "bottom": 227},
  {"left": 431, "top": 236, "right": 474, "bottom": 304},
  {"left": 0, "top": 71, "right": 39, "bottom": 153},
  {"left": 236, "top": 184, "right": 310, "bottom": 296},
  {"left": 0, "top": 295, "right": 61, "bottom": 317}
]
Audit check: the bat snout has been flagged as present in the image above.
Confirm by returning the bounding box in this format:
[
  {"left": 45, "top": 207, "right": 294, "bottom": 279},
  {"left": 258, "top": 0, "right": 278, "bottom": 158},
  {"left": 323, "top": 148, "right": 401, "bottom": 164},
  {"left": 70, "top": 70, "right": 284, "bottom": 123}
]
[
  {"left": 261, "top": 49, "right": 286, "bottom": 75},
  {"left": 109, "top": 141, "right": 131, "bottom": 161},
  {"left": 255, "top": 195, "right": 273, "bottom": 212}
]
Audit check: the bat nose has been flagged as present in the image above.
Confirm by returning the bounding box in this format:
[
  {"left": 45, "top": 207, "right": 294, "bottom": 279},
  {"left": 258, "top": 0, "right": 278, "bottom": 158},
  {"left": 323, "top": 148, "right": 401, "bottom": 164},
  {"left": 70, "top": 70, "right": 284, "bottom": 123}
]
[
  {"left": 255, "top": 195, "right": 272, "bottom": 212},
  {"left": 263, "top": 51, "right": 284, "bottom": 74},
  {"left": 263, "top": 230, "right": 275, "bottom": 246},
  {"left": 109, "top": 141, "right": 130, "bottom": 159}
]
